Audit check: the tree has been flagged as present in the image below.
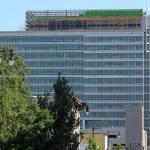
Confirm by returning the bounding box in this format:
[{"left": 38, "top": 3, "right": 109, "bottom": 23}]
[
  {"left": 86, "top": 130, "right": 103, "bottom": 150},
  {"left": 114, "top": 144, "right": 124, "bottom": 150},
  {"left": 51, "top": 73, "right": 86, "bottom": 150},
  {"left": 0, "top": 47, "right": 53, "bottom": 150},
  {"left": 88, "top": 136, "right": 97, "bottom": 150},
  {"left": 98, "top": 145, "right": 103, "bottom": 150}
]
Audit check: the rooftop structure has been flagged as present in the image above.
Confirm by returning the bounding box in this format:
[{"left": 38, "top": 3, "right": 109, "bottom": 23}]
[{"left": 26, "top": 9, "right": 143, "bottom": 31}]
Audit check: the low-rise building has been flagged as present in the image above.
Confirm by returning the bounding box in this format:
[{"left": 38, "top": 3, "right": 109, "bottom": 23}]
[{"left": 80, "top": 132, "right": 107, "bottom": 150}]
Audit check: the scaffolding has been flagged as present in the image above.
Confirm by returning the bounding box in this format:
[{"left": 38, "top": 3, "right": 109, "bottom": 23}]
[{"left": 26, "top": 9, "right": 143, "bottom": 31}]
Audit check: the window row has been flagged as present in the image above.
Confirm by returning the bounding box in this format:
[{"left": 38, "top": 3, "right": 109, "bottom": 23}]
[
  {"left": 9, "top": 44, "right": 143, "bottom": 51},
  {"left": 27, "top": 77, "right": 143, "bottom": 84},
  {"left": 30, "top": 85, "right": 53, "bottom": 93},
  {"left": 85, "top": 36, "right": 143, "bottom": 42},
  {"left": 31, "top": 69, "right": 143, "bottom": 76},
  {"left": 85, "top": 120, "right": 125, "bottom": 128},
  {"left": 0, "top": 35, "right": 143, "bottom": 43},
  {"left": 29, "top": 85, "right": 143, "bottom": 93},
  {"left": 68, "top": 86, "right": 143, "bottom": 93},
  {"left": 85, "top": 44, "right": 143, "bottom": 51},
  {"left": 26, "top": 60, "right": 83, "bottom": 67},
  {"left": 79, "top": 95, "right": 143, "bottom": 101},
  {"left": 81, "top": 111, "right": 125, "bottom": 117},
  {"left": 88, "top": 103, "right": 139, "bottom": 110},
  {"left": 84, "top": 78, "right": 143, "bottom": 83},
  {"left": 25, "top": 60, "right": 143, "bottom": 67},
  {"left": 83, "top": 69, "right": 143, "bottom": 75},
  {"left": 84, "top": 53, "right": 143, "bottom": 59},
  {"left": 20, "top": 52, "right": 143, "bottom": 59},
  {"left": 0, "top": 35, "right": 84, "bottom": 42},
  {"left": 84, "top": 61, "right": 143, "bottom": 67},
  {"left": 83, "top": 86, "right": 143, "bottom": 93}
]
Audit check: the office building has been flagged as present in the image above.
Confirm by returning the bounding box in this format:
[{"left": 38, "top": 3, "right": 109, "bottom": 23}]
[{"left": 0, "top": 9, "right": 150, "bottom": 145}]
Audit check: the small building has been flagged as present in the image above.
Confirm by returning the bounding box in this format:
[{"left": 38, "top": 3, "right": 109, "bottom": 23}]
[{"left": 81, "top": 128, "right": 125, "bottom": 150}]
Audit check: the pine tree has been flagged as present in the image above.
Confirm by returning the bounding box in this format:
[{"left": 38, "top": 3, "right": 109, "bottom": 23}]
[{"left": 52, "top": 73, "right": 86, "bottom": 150}]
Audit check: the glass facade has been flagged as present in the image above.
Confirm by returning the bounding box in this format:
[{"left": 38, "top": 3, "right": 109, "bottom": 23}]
[
  {"left": 144, "top": 28, "right": 150, "bottom": 145},
  {"left": 0, "top": 30, "right": 149, "bottom": 144}
]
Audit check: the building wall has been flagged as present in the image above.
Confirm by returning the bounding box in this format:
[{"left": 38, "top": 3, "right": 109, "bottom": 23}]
[
  {"left": 81, "top": 128, "right": 125, "bottom": 150},
  {"left": 0, "top": 29, "right": 147, "bottom": 143},
  {"left": 126, "top": 105, "right": 148, "bottom": 150},
  {"left": 143, "top": 15, "right": 150, "bottom": 146}
]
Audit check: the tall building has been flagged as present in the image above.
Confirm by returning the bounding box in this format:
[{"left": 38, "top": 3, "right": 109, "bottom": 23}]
[{"left": 0, "top": 9, "right": 150, "bottom": 145}]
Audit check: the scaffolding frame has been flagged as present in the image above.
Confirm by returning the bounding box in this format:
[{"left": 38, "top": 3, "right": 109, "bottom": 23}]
[{"left": 25, "top": 9, "right": 143, "bottom": 31}]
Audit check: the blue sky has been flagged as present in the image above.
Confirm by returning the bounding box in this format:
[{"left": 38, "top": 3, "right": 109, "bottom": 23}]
[{"left": 0, "top": 0, "right": 149, "bottom": 31}]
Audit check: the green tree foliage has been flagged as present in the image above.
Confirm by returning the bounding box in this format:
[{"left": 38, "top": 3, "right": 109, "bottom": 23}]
[
  {"left": 87, "top": 130, "right": 103, "bottom": 150},
  {"left": 114, "top": 144, "right": 124, "bottom": 150},
  {"left": 98, "top": 145, "right": 103, "bottom": 150},
  {"left": 88, "top": 136, "right": 97, "bottom": 150},
  {"left": 51, "top": 73, "right": 86, "bottom": 150},
  {"left": 0, "top": 47, "right": 53, "bottom": 150}
]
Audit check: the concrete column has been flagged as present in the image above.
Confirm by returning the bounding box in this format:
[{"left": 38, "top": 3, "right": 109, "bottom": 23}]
[{"left": 82, "top": 120, "right": 85, "bottom": 130}]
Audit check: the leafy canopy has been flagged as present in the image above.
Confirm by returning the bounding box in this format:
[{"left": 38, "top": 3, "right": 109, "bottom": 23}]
[{"left": 0, "top": 47, "right": 53, "bottom": 149}]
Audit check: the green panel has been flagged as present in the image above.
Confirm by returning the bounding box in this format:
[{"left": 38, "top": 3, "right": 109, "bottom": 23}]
[
  {"left": 84, "top": 9, "right": 143, "bottom": 16},
  {"left": 33, "top": 9, "right": 143, "bottom": 23}
]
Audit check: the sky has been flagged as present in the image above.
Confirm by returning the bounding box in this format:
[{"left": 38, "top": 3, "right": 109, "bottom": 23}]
[{"left": 0, "top": 0, "right": 149, "bottom": 31}]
